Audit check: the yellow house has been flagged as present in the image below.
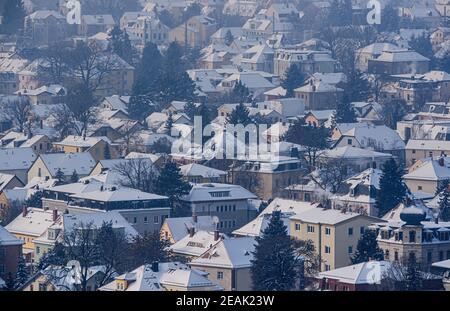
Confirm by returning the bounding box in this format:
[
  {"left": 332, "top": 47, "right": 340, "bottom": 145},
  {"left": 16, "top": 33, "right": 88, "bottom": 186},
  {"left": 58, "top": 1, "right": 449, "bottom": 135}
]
[
  {"left": 27, "top": 152, "right": 96, "bottom": 183},
  {"left": 53, "top": 135, "right": 118, "bottom": 161},
  {"left": 5, "top": 207, "right": 56, "bottom": 262},
  {"left": 290, "top": 208, "right": 384, "bottom": 271}
]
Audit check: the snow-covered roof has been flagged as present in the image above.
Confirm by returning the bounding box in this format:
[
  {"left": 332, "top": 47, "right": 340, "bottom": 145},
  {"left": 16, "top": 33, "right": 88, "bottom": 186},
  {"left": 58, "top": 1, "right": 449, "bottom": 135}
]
[
  {"left": 404, "top": 158, "right": 450, "bottom": 181},
  {"left": 376, "top": 50, "right": 430, "bottom": 62},
  {"left": 0, "top": 173, "right": 19, "bottom": 192},
  {"left": 291, "top": 207, "right": 379, "bottom": 225},
  {"left": 70, "top": 187, "right": 168, "bottom": 203},
  {"left": 190, "top": 237, "right": 256, "bottom": 269},
  {"left": 38, "top": 153, "right": 96, "bottom": 176},
  {"left": 54, "top": 135, "right": 111, "bottom": 148},
  {"left": 5, "top": 207, "right": 55, "bottom": 237},
  {"left": 406, "top": 139, "right": 450, "bottom": 151},
  {"left": 0, "top": 225, "right": 23, "bottom": 246},
  {"left": 163, "top": 216, "right": 217, "bottom": 243},
  {"left": 27, "top": 10, "right": 65, "bottom": 20},
  {"left": 318, "top": 261, "right": 395, "bottom": 285},
  {"left": 169, "top": 230, "right": 226, "bottom": 257},
  {"left": 0, "top": 147, "right": 37, "bottom": 171},
  {"left": 339, "top": 123, "right": 405, "bottom": 150},
  {"left": 82, "top": 14, "right": 115, "bottom": 25},
  {"left": 432, "top": 259, "right": 450, "bottom": 270},
  {"left": 179, "top": 163, "right": 227, "bottom": 179},
  {"left": 357, "top": 43, "right": 403, "bottom": 55},
  {"left": 182, "top": 183, "right": 257, "bottom": 203},
  {"left": 320, "top": 146, "right": 393, "bottom": 159}
]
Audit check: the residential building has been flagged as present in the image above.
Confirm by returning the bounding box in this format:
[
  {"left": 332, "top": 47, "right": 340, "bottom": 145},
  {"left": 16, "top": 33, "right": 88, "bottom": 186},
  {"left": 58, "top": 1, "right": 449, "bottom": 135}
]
[
  {"left": 368, "top": 50, "right": 430, "bottom": 75},
  {"left": 179, "top": 163, "right": 227, "bottom": 184},
  {"left": 0, "top": 225, "right": 23, "bottom": 283},
  {"left": 294, "top": 80, "right": 343, "bottom": 110},
  {"left": 53, "top": 135, "right": 118, "bottom": 161},
  {"left": 189, "top": 237, "right": 255, "bottom": 291},
  {"left": 169, "top": 15, "right": 217, "bottom": 48},
  {"left": 405, "top": 139, "right": 450, "bottom": 166},
  {"left": 79, "top": 15, "right": 115, "bottom": 37},
  {"left": 160, "top": 215, "right": 217, "bottom": 244},
  {"left": 403, "top": 157, "right": 450, "bottom": 195},
  {"left": 0, "top": 148, "right": 37, "bottom": 184},
  {"left": 274, "top": 49, "right": 336, "bottom": 78},
  {"left": 24, "top": 10, "right": 67, "bottom": 47}
]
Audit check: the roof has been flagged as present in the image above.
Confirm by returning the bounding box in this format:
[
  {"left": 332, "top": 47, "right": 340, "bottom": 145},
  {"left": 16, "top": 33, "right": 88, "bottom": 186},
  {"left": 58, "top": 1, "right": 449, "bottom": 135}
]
[
  {"left": 5, "top": 207, "right": 55, "bottom": 237},
  {"left": 182, "top": 183, "right": 257, "bottom": 203},
  {"left": 54, "top": 135, "right": 111, "bottom": 148},
  {"left": 404, "top": 158, "right": 450, "bottom": 181},
  {"left": 0, "top": 148, "right": 37, "bottom": 171},
  {"left": 163, "top": 216, "right": 217, "bottom": 243},
  {"left": 179, "top": 163, "right": 227, "bottom": 179},
  {"left": 27, "top": 10, "right": 65, "bottom": 20},
  {"left": 0, "top": 225, "right": 23, "bottom": 246},
  {"left": 0, "top": 173, "right": 19, "bottom": 192},
  {"left": 375, "top": 50, "right": 430, "bottom": 62},
  {"left": 169, "top": 230, "right": 226, "bottom": 257},
  {"left": 339, "top": 123, "right": 405, "bottom": 150},
  {"left": 320, "top": 146, "right": 393, "bottom": 159},
  {"left": 38, "top": 153, "right": 96, "bottom": 176},
  {"left": 357, "top": 43, "right": 403, "bottom": 55},
  {"left": 290, "top": 207, "right": 378, "bottom": 225},
  {"left": 70, "top": 187, "right": 168, "bottom": 203},
  {"left": 190, "top": 237, "right": 256, "bottom": 269},
  {"left": 432, "top": 259, "right": 450, "bottom": 270},
  {"left": 318, "top": 261, "right": 395, "bottom": 285},
  {"left": 82, "top": 14, "right": 115, "bottom": 25},
  {"left": 406, "top": 139, "right": 450, "bottom": 151}
]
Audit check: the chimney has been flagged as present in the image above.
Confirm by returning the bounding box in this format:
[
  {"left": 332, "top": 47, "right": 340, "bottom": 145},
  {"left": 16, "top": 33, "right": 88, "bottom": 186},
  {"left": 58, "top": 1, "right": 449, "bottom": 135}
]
[
  {"left": 189, "top": 227, "right": 195, "bottom": 237},
  {"left": 435, "top": 216, "right": 439, "bottom": 224},
  {"left": 22, "top": 205, "right": 28, "bottom": 217},
  {"left": 439, "top": 157, "right": 445, "bottom": 167},
  {"left": 192, "top": 213, "right": 198, "bottom": 223},
  {"left": 151, "top": 261, "right": 159, "bottom": 272},
  {"left": 52, "top": 209, "right": 58, "bottom": 222},
  {"left": 40, "top": 119, "right": 43, "bottom": 129},
  {"left": 214, "top": 229, "right": 220, "bottom": 241}
]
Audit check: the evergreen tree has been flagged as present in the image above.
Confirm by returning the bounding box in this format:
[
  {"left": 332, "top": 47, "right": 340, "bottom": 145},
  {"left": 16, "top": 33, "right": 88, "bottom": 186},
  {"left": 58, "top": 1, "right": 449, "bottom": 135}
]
[
  {"left": 128, "top": 95, "right": 154, "bottom": 121},
  {"left": 438, "top": 185, "right": 450, "bottom": 222},
  {"left": 334, "top": 98, "right": 357, "bottom": 123},
  {"left": 1, "top": 0, "right": 25, "bottom": 35},
  {"left": 108, "top": 26, "right": 133, "bottom": 65},
  {"left": 165, "top": 112, "right": 174, "bottom": 133},
  {"left": 132, "top": 43, "right": 163, "bottom": 96},
  {"left": 37, "top": 242, "right": 68, "bottom": 270},
  {"left": 154, "top": 161, "right": 192, "bottom": 209},
  {"left": 55, "top": 168, "right": 65, "bottom": 184},
  {"left": 25, "top": 191, "right": 43, "bottom": 208},
  {"left": 382, "top": 99, "right": 408, "bottom": 130},
  {"left": 345, "top": 70, "right": 370, "bottom": 102},
  {"left": 409, "top": 34, "right": 434, "bottom": 60},
  {"left": 70, "top": 170, "right": 79, "bottom": 183},
  {"left": 103, "top": 144, "right": 111, "bottom": 160},
  {"left": 376, "top": 159, "right": 407, "bottom": 217},
  {"left": 378, "top": 5, "right": 400, "bottom": 32},
  {"left": 184, "top": 101, "right": 198, "bottom": 121},
  {"left": 284, "top": 120, "right": 330, "bottom": 167},
  {"left": 351, "top": 230, "right": 384, "bottom": 264},
  {"left": 328, "top": 0, "right": 353, "bottom": 26},
  {"left": 14, "top": 256, "right": 29, "bottom": 289},
  {"left": 281, "top": 64, "right": 305, "bottom": 98},
  {"left": 224, "top": 30, "right": 234, "bottom": 46},
  {"left": 405, "top": 257, "right": 423, "bottom": 291},
  {"left": 251, "top": 211, "right": 297, "bottom": 291},
  {"left": 228, "top": 80, "right": 251, "bottom": 104},
  {"left": 226, "top": 103, "right": 252, "bottom": 125}
]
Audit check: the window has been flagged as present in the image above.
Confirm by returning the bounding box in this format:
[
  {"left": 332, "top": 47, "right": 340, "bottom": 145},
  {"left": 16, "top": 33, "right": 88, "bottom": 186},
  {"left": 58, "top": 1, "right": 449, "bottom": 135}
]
[
  {"left": 36, "top": 246, "right": 40, "bottom": 254},
  {"left": 295, "top": 223, "right": 301, "bottom": 231},
  {"left": 385, "top": 250, "right": 390, "bottom": 260},
  {"left": 133, "top": 217, "right": 137, "bottom": 224},
  {"left": 427, "top": 251, "right": 433, "bottom": 263},
  {"left": 360, "top": 227, "right": 365, "bottom": 235},
  {"left": 418, "top": 186, "right": 423, "bottom": 191},
  {"left": 325, "top": 227, "right": 331, "bottom": 235},
  {"left": 348, "top": 246, "right": 353, "bottom": 254},
  {"left": 325, "top": 246, "right": 331, "bottom": 254},
  {"left": 154, "top": 216, "right": 159, "bottom": 224},
  {"left": 217, "top": 271, "right": 224, "bottom": 279},
  {"left": 324, "top": 264, "right": 331, "bottom": 271},
  {"left": 307, "top": 225, "right": 315, "bottom": 233},
  {"left": 144, "top": 217, "right": 148, "bottom": 224},
  {"left": 348, "top": 228, "right": 353, "bottom": 236},
  {"left": 347, "top": 139, "right": 352, "bottom": 145},
  {"left": 409, "top": 231, "right": 416, "bottom": 243},
  {"left": 394, "top": 251, "right": 399, "bottom": 261}
]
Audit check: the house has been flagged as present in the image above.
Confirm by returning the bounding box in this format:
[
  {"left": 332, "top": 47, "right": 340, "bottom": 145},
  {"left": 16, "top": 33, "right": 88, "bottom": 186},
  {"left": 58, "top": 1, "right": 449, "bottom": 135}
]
[
  {"left": 368, "top": 50, "right": 430, "bottom": 75},
  {"left": 24, "top": 10, "right": 67, "bottom": 47},
  {"left": 101, "top": 95, "right": 130, "bottom": 113},
  {"left": 405, "top": 139, "right": 450, "bottom": 166},
  {"left": 0, "top": 148, "right": 37, "bottom": 184},
  {"left": 33, "top": 210, "right": 139, "bottom": 262},
  {"left": 15, "top": 84, "right": 66, "bottom": 105},
  {"left": 318, "top": 146, "right": 393, "bottom": 175},
  {"left": 355, "top": 43, "right": 403, "bottom": 72},
  {"left": 5, "top": 207, "right": 56, "bottom": 263},
  {"left": 431, "top": 27, "right": 450, "bottom": 46},
  {"left": 168, "top": 229, "right": 225, "bottom": 260},
  {"left": 160, "top": 215, "right": 217, "bottom": 244},
  {"left": 290, "top": 207, "right": 383, "bottom": 271},
  {"left": 372, "top": 202, "right": 450, "bottom": 269},
  {"left": 27, "top": 152, "right": 96, "bottom": 183},
  {"left": 169, "top": 15, "right": 217, "bottom": 48},
  {"left": 179, "top": 163, "right": 227, "bottom": 184},
  {"left": 218, "top": 72, "right": 275, "bottom": 100},
  {"left": 0, "top": 57, "right": 29, "bottom": 94},
  {"left": 99, "top": 262, "right": 223, "bottom": 291},
  {"left": 21, "top": 264, "right": 108, "bottom": 291},
  {"left": 403, "top": 157, "right": 450, "bottom": 195},
  {"left": 294, "top": 80, "right": 344, "bottom": 110},
  {"left": 274, "top": 49, "right": 336, "bottom": 78},
  {"left": 53, "top": 135, "right": 118, "bottom": 161},
  {"left": 304, "top": 110, "right": 336, "bottom": 127},
  {"left": 318, "top": 260, "right": 442, "bottom": 291},
  {"left": 332, "top": 168, "right": 382, "bottom": 217},
  {"left": 181, "top": 183, "right": 258, "bottom": 233},
  {"left": 189, "top": 237, "right": 256, "bottom": 291},
  {"left": 125, "top": 15, "right": 170, "bottom": 49},
  {"left": 239, "top": 44, "right": 274, "bottom": 73},
  {"left": 79, "top": 15, "right": 115, "bottom": 36},
  {"left": 0, "top": 225, "right": 23, "bottom": 284},
  {"left": 333, "top": 123, "right": 406, "bottom": 162},
  {"left": 0, "top": 173, "right": 24, "bottom": 192}
]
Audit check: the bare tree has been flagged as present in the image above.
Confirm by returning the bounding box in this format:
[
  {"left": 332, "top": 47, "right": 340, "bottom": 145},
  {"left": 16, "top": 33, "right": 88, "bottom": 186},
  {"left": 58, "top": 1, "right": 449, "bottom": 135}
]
[
  {"left": 5, "top": 96, "right": 33, "bottom": 132},
  {"left": 65, "top": 82, "right": 96, "bottom": 137},
  {"left": 38, "top": 42, "right": 72, "bottom": 85},
  {"left": 49, "top": 104, "right": 77, "bottom": 140},
  {"left": 317, "top": 158, "right": 349, "bottom": 193},
  {"left": 112, "top": 158, "right": 159, "bottom": 193}
]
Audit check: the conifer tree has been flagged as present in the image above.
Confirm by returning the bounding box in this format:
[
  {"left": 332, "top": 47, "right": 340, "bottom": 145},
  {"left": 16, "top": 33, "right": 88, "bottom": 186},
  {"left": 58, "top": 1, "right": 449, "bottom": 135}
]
[
  {"left": 1, "top": 0, "right": 25, "bottom": 35},
  {"left": 376, "top": 159, "right": 407, "bottom": 217},
  {"left": 438, "top": 185, "right": 450, "bottom": 222},
  {"left": 224, "top": 30, "right": 234, "bottom": 46},
  {"left": 154, "top": 161, "right": 192, "bottom": 209},
  {"left": 70, "top": 170, "right": 79, "bottom": 183},
  {"left": 251, "top": 211, "right": 297, "bottom": 291},
  {"left": 405, "top": 257, "right": 423, "bottom": 291},
  {"left": 109, "top": 26, "right": 133, "bottom": 65},
  {"left": 14, "top": 256, "right": 29, "bottom": 289},
  {"left": 281, "top": 64, "right": 305, "bottom": 98},
  {"left": 165, "top": 112, "right": 174, "bottom": 133},
  {"left": 55, "top": 168, "right": 65, "bottom": 184},
  {"left": 334, "top": 98, "right": 357, "bottom": 124},
  {"left": 351, "top": 230, "right": 384, "bottom": 264},
  {"left": 226, "top": 103, "right": 252, "bottom": 125}
]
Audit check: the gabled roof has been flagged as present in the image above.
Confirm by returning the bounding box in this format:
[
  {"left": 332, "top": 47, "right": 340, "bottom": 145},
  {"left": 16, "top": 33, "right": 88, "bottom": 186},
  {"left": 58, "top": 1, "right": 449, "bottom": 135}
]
[
  {"left": 0, "top": 147, "right": 37, "bottom": 171},
  {"left": 183, "top": 183, "right": 257, "bottom": 203},
  {"left": 163, "top": 216, "right": 217, "bottom": 243},
  {"left": 318, "top": 261, "right": 394, "bottom": 285},
  {"left": 38, "top": 153, "right": 96, "bottom": 176},
  {"left": 0, "top": 225, "right": 23, "bottom": 246},
  {"left": 190, "top": 237, "right": 255, "bottom": 269},
  {"left": 180, "top": 163, "right": 227, "bottom": 178},
  {"left": 404, "top": 158, "right": 450, "bottom": 181},
  {"left": 169, "top": 230, "right": 226, "bottom": 257},
  {"left": 5, "top": 207, "right": 55, "bottom": 237}
]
